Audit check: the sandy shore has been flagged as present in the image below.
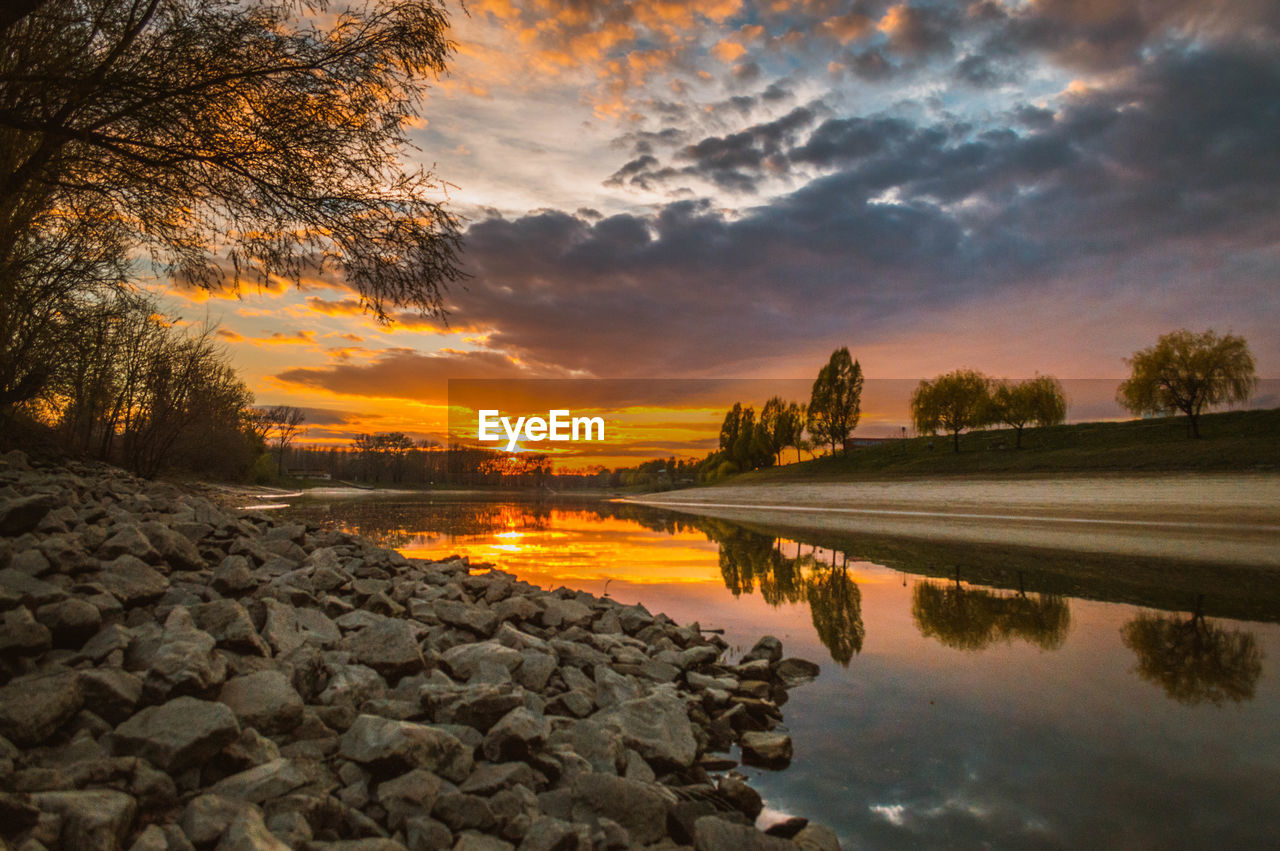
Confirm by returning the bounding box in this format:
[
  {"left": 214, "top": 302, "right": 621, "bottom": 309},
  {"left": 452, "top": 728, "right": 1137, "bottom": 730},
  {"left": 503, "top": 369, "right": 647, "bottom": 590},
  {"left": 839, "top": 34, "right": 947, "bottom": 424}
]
[{"left": 629, "top": 473, "right": 1280, "bottom": 566}]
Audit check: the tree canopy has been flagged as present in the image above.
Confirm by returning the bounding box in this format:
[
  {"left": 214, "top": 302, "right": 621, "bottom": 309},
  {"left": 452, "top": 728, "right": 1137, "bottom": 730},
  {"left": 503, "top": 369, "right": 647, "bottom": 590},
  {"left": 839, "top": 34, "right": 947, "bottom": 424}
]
[
  {"left": 990, "top": 375, "right": 1067, "bottom": 448},
  {"left": 910, "top": 369, "right": 991, "bottom": 452},
  {"left": 0, "top": 0, "right": 462, "bottom": 408},
  {"left": 1117, "top": 329, "right": 1255, "bottom": 438},
  {"left": 808, "top": 347, "right": 863, "bottom": 455}
]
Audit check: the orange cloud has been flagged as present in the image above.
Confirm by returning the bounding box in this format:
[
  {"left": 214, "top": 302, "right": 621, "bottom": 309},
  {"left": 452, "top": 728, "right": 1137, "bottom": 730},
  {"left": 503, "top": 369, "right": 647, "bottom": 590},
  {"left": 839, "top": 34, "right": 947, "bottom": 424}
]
[{"left": 711, "top": 39, "right": 747, "bottom": 63}]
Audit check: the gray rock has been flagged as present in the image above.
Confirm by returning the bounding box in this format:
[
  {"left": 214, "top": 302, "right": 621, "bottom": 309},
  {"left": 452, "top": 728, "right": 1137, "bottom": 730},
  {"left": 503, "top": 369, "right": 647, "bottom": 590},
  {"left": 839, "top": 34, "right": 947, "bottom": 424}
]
[
  {"left": 678, "top": 645, "right": 721, "bottom": 669},
  {"left": 0, "top": 670, "right": 83, "bottom": 745},
  {"left": 181, "top": 794, "right": 249, "bottom": 846},
  {"left": 568, "top": 772, "right": 667, "bottom": 845},
  {"left": 128, "top": 824, "right": 171, "bottom": 851},
  {"left": 773, "top": 658, "right": 820, "bottom": 689},
  {"left": 111, "top": 696, "right": 240, "bottom": 771},
  {"left": 342, "top": 619, "right": 425, "bottom": 679},
  {"left": 36, "top": 598, "right": 102, "bottom": 647},
  {"left": 340, "top": 714, "right": 473, "bottom": 782},
  {"left": 425, "top": 683, "right": 525, "bottom": 732},
  {"left": 717, "top": 776, "right": 763, "bottom": 818},
  {"left": 482, "top": 707, "right": 549, "bottom": 762},
  {"left": 539, "top": 598, "right": 592, "bottom": 630},
  {"left": 377, "top": 768, "right": 442, "bottom": 830},
  {"left": 144, "top": 608, "right": 225, "bottom": 700},
  {"left": 514, "top": 651, "right": 556, "bottom": 692},
  {"left": 10, "top": 547, "right": 52, "bottom": 576},
  {"left": 294, "top": 607, "right": 342, "bottom": 647},
  {"left": 460, "top": 761, "right": 536, "bottom": 795},
  {"left": 596, "top": 687, "right": 698, "bottom": 769},
  {"left": 436, "top": 600, "right": 498, "bottom": 636},
  {"left": 0, "top": 494, "right": 58, "bottom": 535},
  {"left": 318, "top": 664, "right": 387, "bottom": 707},
  {"left": 518, "top": 816, "right": 589, "bottom": 851},
  {"left": 405, "top": 816, "right": 454, "bottom": 851},
  {"left": 191, "top": 600, "right": 270, "bottom": 657},
  {"left": 99, "top": 526, "right": 161, "bottom": 563},
  {"left": 454, "top": 833, "right": 514, "bottom": 851},
  {"left": 793, "top": 823, "right": 841, "bottom": 851},
  {"left": 138, "top": 521, "right": 205, "bottom": 571},
  {"left": 31, "top": 789, "right": 137, "bottom": 851},
  {"left": 694, "top": 815, "right": 797, "bottom": 851},
  {"left": 78, "top": 623, "right": 133, "bottom": 662},
  {"left": 0, "top": 568, "right": 65, "bottom": 607},
  {"left": 210, "top": 758, "right": 318, "bottom": 804},
  {"left": 219, "top": 671, "right": 304, "bottom": 733},
  {"left": 441, "top": 640, "right": 522, "bottom": 681},
  {"left": 739, "top": 731, "right": 792, "bottom": 766},
  {"left": 93, "top": 556, "right": 169, "bottom": 606},
  {"left": 593, "top": 666, "right": 639, "bottom": 710},
  {"left": 433, "top": 791, "right": 497, "bottom": 833},
  {"left": 0, "top": 604, "right": 52, "bottom": 655},
  {"left": 79, "top": 668, "right": 143, "bottom": 724},
  {"left": 212, "top": 555, "right": 256, "bottom": 595},
  {"left": 216, "top": 805, "right": 290, "bottom": 850}
]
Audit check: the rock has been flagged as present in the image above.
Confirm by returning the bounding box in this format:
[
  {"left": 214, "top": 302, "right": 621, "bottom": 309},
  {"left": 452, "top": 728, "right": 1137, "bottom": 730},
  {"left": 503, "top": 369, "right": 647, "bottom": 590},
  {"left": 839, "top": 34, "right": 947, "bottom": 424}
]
[
  {"left": 678, "top": 645, "right": 721, "bottom": 669},
  {"left": 98, "top": 526, "right": 161, "bottom": 563},
  {"left": 482, "top": 707, "right": 549, "bottom": 762},
  {"left": 79, "top": 669, "right": 143, "bottom": 724},
  {"left": 221, "top": 728, "right": 282, "bottom": 770},
  {"left": 773, "top": 658, "right": 820, "bottom": 689},
  {"left": 0, "top": 604, "right": 52, "bottom": 655},
  {"left": 739, "top": 731, "right": 792, "bottom": 767},
  {"left": 792, "top": 823, "right": 841, "bottom": 851},
  {"left": 0, "top": 569, "right": 65, "bottom": 607},
  {"left": 540, "top": 598, "right": 592, "bottom": 630},
  {"left": 340, "top": 715, "right": 473, "bottom": 782},
  {"left": 212, "top": 555, "right": 256, "bottom": 595},
  {"left": 259, "top": 599, "right": 303, "bottom": 656},
  {"left": 319, "top": 664, "right": 386, "bottom": 707},
  {"left": 694, "top": 815, "right": 798, "bottom": 851},
  {"left": 433, "top": 791, "right": 497, "bottom": 833},
  {"left": 460, "top": 761, "right": 536, "bottom": 795},
  {"left": 436, "top": 600, "right": 498, "bottom": 637},
  {"left": 764, "top": 817, "right": 808, "bottom": 839},
  {"left": 138, "top": 521, "right": 205, "bottom": 571},
  {"left": 0, "top": 493, "right": 58, "bottom": 535},
  {"left": 425, "top": 683, "right": 525, "bottom": 732},
  {"left": 218, "top": 671, "right": 304, "bottom": 734},
  {"left": 441, "top": 640, "right": 522, "bottom": 681},
  {"left": 78, "top": 623, "right": 134, "bottom": 662},
  {"left": 593, "top": 666, "right": 639, "bottom": 710},
  {"left": 191, "top": 600, "right": 270, "bottom": 657},
  {"left": 211, "top": 758, "right": 318, "bottom": 804},
  {"left": 181, "top": 794, "right": 250, "bottom": 846},
  {"left": 406, "top": 815, "right": 454, "bottom": 850},
  {"left": 144, "top": 608, "right": 225, "bottom": 700},
  {"left": 93, "top": 556, "right": 169, "bottom": 606},
  {"left": 31, "top": 789, "right": 137, "bottom": 851},
  {"left": 294, "top": 607, "right": 342, "bottom": 647},
  {"left": 377, "top": 769, "right": 442, "bottom": 830},
  {"left": 596, "top": 687, "right": 698, "bottom": 769},
  {"left": 36, "top": 598, "right": 102, "bottom": 647},
  {"left": 568, "top": 772, "right": 667, "bottom": 845},
  {"left": 0, "top": 670, "right": 84, "bottom": 745},
  {"left": 718, "top": 776, "right": 763, "bottom": 818},
  {"left": 128, "top": 824, "right": 170, "bottom": 851},
  {"left": 342, "top": 619, "right": 425, "bottom": 679},
  {"left": 216, "top": 805, "right": 290, "bottom": 850},
  {"left": 111, "top": 696, "right": 240, "bottom": 771},
  {"left": 455, "top": 833, "right": 514, "bottom": 851}
]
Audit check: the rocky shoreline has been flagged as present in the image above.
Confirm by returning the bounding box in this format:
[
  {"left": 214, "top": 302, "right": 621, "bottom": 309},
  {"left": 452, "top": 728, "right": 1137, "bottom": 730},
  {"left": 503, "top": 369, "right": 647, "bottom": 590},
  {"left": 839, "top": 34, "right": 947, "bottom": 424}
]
[{"left": 0, "top": 452, "right": 837, "bottom": 851}]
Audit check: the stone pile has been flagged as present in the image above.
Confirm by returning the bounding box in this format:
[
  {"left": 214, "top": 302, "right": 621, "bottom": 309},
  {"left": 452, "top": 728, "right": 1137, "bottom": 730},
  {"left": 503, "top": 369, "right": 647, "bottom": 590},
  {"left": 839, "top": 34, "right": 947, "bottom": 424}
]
[{"left": 0, "top": 451, "right": 838, "bottom": 851}]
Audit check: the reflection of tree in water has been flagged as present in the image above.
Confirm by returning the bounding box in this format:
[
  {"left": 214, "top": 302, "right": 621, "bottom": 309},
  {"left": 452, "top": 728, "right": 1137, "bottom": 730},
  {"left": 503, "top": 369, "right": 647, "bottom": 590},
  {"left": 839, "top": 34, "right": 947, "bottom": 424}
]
[
  {"left": 806, "top": 559, "right": 864, "bottom": 666},
  {"left": 1121, "top": 607, "right": 1263, "bottom": 706},
  {"left": 699, "top": 520, "right": 863, "bottom": 666},
  {"left": 911, "top": 576, "right": 1071, "bottom": 651}
]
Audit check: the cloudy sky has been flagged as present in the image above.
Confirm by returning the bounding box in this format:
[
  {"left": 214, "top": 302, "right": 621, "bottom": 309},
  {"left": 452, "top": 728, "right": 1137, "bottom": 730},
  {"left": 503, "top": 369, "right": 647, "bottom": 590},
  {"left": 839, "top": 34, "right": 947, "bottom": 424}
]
[{"left": 160, "top": 0, "right": 1280, "bottom": 450}]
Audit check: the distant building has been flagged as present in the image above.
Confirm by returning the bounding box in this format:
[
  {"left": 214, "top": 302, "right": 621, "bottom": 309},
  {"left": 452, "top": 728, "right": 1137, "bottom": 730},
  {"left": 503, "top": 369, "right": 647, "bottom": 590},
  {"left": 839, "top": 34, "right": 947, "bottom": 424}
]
[{"left": 288, "top": 469, "right": 331, "bottom": 480}]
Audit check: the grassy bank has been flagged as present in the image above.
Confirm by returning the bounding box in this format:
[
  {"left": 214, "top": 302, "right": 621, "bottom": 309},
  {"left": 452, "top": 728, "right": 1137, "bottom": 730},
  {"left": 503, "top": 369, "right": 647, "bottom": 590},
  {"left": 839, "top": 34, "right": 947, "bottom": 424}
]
[{"left": 734, "top": 407, "right": 1280, "bottom": 482}]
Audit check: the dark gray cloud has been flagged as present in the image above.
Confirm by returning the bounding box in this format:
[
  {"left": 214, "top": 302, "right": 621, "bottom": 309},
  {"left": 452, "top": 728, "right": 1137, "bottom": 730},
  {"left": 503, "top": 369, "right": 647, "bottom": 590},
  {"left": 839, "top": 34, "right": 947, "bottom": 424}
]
[{"left": 433, "top": 40, "right": 1280, "bottom": 378}]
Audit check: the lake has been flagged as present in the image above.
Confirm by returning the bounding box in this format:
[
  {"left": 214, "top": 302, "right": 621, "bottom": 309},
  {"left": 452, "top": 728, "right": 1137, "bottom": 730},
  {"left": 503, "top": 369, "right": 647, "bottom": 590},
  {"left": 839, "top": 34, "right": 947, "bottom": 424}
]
[{"left": 276, "top": 494, "right": 1280, "bottom": 849}]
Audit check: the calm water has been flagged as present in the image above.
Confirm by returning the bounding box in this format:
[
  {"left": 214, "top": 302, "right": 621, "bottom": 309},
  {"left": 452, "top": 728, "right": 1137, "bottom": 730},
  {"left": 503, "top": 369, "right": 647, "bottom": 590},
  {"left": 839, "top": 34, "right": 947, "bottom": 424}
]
[{"left": 278, "top": 495, "right": 1280, "bottom": 850}]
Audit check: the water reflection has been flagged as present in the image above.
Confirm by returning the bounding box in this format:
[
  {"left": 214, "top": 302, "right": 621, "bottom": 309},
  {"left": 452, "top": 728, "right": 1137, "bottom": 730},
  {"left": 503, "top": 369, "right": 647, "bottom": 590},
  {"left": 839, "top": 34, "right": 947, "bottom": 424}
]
[
  {"left": 911, "top": 574, "right": 1071, "bottom": 651},
  {"left": 1121, "top": 606, "right": 1264, "bottom": 705},
  {"left": 282, "top": 496, "right": 1263, "bottom": 701}
]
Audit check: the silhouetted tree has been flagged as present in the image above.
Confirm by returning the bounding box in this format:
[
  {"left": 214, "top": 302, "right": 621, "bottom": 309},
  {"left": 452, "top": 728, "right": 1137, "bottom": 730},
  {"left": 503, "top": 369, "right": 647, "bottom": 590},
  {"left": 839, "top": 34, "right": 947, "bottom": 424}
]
[
  {"left": 808, "top": 347, "right": 863, "bottom": 455},
  {"left": 0, "top": 0, "right": 462, "bottom": 411},
  {"left": 911, "top": 369, "right": 992, "bottom": 452},
  {"left": 1117, "top": 329, "right": 1256, "bottom": 438},
  {"left": 1121, "top": 608, "right": 1262, "bottom": 705},
  {"left": 264, "top": 406, "right": 305, "bottom": 476},
  {"left": 990, "top": 376, "right": 1068, "bottom": 448}
]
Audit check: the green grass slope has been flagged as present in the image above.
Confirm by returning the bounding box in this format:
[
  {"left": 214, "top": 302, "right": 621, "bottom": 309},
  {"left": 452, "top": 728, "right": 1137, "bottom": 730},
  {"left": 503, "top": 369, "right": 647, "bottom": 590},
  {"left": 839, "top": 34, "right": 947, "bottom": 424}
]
[{"left": 736, "top": 407, "right": 1280, "bottom": 482}]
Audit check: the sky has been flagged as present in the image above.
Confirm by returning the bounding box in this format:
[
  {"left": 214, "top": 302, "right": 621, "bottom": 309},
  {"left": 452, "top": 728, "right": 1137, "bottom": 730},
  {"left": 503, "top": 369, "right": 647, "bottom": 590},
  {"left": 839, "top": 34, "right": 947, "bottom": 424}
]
[{"left": 155, "top": 0, "right": 1280, "bottom": 454}]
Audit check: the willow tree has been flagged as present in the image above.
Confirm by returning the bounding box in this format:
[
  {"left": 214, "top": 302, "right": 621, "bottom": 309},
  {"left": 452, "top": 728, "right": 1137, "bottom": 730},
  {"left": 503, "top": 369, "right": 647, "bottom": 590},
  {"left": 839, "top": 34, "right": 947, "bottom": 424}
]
[
  {"left": 808, "top": 347, "right": 863, "bottom": 455},
  {"left": 990, "top": 375, "right": 1067, "bottom": 448},
  {"left": 0, "top": 0, "right": 462, "bottom": 410},
  {"left": 911, "top": 369, "right": 991, "bottom": 452},
  {"left": 1117, "top": 329, "right": 1256, "bottom": 438}
]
